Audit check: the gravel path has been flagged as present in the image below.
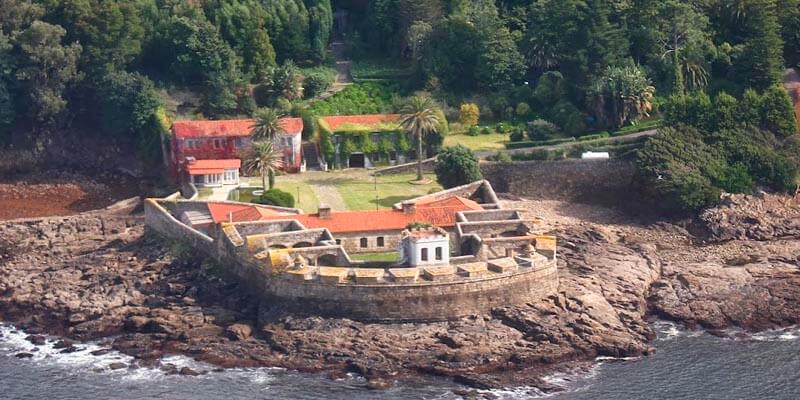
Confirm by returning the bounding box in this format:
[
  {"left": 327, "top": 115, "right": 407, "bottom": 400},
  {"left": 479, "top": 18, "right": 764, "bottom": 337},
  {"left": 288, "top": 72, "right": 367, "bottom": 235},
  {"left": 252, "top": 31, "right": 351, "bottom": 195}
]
[
  {"left": 280, "top": 171, "right": 351, "bottom": 211},
  {"left": 474, "top": 128, "right": 658, "bottom": 158}
]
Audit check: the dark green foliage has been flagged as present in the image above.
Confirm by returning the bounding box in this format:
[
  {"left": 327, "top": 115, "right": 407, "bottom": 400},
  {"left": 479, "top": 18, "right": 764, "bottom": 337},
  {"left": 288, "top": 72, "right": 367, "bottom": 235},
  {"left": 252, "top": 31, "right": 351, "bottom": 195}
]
[
  {"left": 302, "top": 71, "right": 332, "bottom": 99},
  {"left": 307, "top": 82, "right": 400, "bottom": 115},
  {"left": 509, "top": 128, "right": 524, "bottom": 142},
  {"left": 251, "top": 188, "right": 295, "bottom": 208},
  {"left": 14, "top": 21, "right": 82, "bottom": 125},
  {"left": 95, "top": 71, "right": 161, "bottom": 136},
  {"left": 434, "top": 145, "right": 483, "bottom": 189},
  {"left": 636, "top": 126, "right": 726, "bottom": 213},
  {"left": 526, "top": 119, "right": 559, "bottom": 141},
  {"left": 0, "top": 80, "right": 14, "bottom": 143},
  {"left": 739, "top": 0, "right": 784, "bottom": 91},
  {"left": 637, "top": 123, "right": 799, "bottom": 213},
  {"left": 663, "top": 88, "right": 797, "bottom": 138},
  {"left": 760, "top": 84, "right": 798, "bottom": 137}
]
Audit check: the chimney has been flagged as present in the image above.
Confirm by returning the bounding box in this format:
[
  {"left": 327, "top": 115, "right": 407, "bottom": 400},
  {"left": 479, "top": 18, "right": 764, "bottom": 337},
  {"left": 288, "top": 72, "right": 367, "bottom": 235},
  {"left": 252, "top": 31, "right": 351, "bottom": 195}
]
[
  {"left": 402, "top": 201, "right": 417, "bottom": 214},
  {"left": 318, "top": 204, "right": 331, "bottom": 219}
]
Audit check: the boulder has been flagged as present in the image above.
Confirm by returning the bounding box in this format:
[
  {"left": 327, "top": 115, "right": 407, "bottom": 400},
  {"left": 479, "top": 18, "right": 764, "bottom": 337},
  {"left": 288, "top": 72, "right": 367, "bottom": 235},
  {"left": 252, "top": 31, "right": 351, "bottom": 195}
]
[{"left": 225, "top": 323, "right": 253, "bottom": 341}]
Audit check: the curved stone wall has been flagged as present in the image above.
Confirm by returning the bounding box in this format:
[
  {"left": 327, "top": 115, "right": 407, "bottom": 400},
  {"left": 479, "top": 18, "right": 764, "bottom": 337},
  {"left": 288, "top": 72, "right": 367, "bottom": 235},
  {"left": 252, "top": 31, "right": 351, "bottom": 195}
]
[
  {"left": 145, "top": 197, "right": 560, "bottom": 322},
  {"left": 263, "top": 263, "right": 558, "bottom": 322}
]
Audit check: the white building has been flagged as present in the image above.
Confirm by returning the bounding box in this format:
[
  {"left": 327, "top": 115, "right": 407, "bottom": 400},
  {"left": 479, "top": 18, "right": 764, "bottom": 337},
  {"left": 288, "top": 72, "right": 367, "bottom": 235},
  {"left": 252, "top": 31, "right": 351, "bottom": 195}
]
[
  {"left": 186, "top": 158, "right": 241, "bottom": 187},
  {"left": 399, "top": 227, "right": 450, "bottom": 267}
]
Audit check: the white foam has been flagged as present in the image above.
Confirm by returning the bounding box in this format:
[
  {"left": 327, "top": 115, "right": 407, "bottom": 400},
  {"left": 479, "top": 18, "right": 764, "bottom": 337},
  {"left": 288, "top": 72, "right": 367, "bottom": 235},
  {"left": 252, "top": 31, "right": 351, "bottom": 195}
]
[
  {"left": 0, "top": 322, "right": 282, "bottom": 386},
  {"left": 751, "top": 325, "right": 800, "bottom": 342}
]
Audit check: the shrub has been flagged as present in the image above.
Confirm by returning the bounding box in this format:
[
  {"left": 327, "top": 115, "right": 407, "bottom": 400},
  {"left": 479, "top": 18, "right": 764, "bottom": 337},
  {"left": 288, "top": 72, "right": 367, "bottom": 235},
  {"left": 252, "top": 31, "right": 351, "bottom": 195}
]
[
  {"left": 578, "top": 132, "right": 610, "bottom": 141},
  {"left": 303, "top": 72, "right": 332, "bottom": 99},
  {"left": 434, "top": 145, "right": 483, "bottom": 189},
  {"left": 481, "top": 126, "right": 492, "bottom": 135},
  {"left": 251, "top": 188, "right": 295, "bottom": 208},
  {"left": 509, "top": 128, "right": 525, "bottom": 142},
  {"left": 467, "top": 125, "right": 480, "bottom": 136},
  {"left": 459, "top": 103, "right": 480, "bottom": 127},
  {"left": 511, "top": 149, "right": 552, "bottom": 161},
  {"left": 487, "top": 151, "right": 512, "bottom": 162},
  {"left": 495, "top": 123, "right": 507, "bottom": 133},
  {"left": 515, "top": 102, "right": 531, "bottom": 118},
  {"left": 526, "top": 119, "right": 559, "bottom": 141},
  {"left": 761, "top": 84, "right": 798, "bottom": 138}
]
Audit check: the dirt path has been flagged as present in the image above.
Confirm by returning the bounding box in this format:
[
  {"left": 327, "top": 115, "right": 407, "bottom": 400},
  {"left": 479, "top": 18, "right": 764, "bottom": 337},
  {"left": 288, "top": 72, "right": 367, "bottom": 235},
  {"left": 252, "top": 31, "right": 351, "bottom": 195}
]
[
  {"left": 315, "top": 41, "right": 352, "bottom": 101},
  {"left": 280, "top": 171, "right": 350, "bottom": 211}
]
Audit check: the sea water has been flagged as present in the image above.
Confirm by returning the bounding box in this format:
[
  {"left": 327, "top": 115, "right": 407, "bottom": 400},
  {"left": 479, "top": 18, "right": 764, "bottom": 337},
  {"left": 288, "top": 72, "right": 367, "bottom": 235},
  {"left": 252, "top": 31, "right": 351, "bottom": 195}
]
[{"left": 0, "top": 322, "right": 798, "bottom": 400}]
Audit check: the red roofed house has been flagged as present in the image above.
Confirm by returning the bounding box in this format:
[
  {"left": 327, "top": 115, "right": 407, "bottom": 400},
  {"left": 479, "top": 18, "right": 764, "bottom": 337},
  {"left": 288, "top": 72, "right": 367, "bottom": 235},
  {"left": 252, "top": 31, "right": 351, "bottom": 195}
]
[
  {"left": 185, "top": 159, "right": 241, "bottom": 187},
  {"left": 170, "top": 117, "right": 304, "bottom": 180},
  {"left": 205, "top": 194, "right": 486, "bottom": 253},
  {"left": 317, "top": 114, "right": 403, "bottom": 168}
]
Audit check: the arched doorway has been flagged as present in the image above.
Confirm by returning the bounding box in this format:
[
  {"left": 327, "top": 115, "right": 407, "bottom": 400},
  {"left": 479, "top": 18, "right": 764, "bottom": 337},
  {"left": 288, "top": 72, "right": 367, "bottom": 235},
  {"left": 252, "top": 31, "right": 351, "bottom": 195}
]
[{"left": 293, "top": 241, "right": 313, "bottom": 248}]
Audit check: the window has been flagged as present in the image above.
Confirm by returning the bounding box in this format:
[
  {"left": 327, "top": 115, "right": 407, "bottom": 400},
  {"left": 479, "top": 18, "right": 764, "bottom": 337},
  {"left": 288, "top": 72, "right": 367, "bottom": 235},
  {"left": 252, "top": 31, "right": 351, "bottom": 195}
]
[
  {"left": 224, "top": 170, "right": 237, "bottom": 183},
  {"left": 435, "top": 247, "right": 443, "bottom": 261},
  {"left": 213, "top": 139, "right": 222, "bottom": 149},
  {"left": 335, "top": 239, "right": 341, "bottom": 245},
  {"left": 421, "top": 248, "right": 428, "bottom": 261},
  {"left": 234, "top": 138, "right": 244, "bottom": 148},
  {"left": 360, "top": 238, "right": 368, "bottom": 248},
  {"left": 377, "top": 237, "right": 385, "bottom": 247}
]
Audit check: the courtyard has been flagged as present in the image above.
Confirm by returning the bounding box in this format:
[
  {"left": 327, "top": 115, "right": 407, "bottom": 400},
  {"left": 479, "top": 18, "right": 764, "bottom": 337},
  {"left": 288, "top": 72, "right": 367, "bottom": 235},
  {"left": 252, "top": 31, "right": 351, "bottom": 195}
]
[{"left": 200, "top": 169, "right": 442, "bottom": 213}]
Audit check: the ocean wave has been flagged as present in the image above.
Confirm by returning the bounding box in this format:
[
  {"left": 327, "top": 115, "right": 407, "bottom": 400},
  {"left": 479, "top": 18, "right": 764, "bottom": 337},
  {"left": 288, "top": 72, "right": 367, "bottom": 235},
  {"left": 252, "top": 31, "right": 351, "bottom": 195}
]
[
  {"left": 0, "top": 322, "right": 282, "bottom": 386},
  {"left": 750, "top": 325, "right": 800, "bottom": 342}
]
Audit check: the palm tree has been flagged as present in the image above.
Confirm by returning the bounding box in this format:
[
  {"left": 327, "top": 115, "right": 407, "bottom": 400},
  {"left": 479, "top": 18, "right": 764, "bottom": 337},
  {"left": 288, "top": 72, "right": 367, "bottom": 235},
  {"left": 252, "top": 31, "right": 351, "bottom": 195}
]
[
  {"left": 400, "top": 96, "right": 440, "bottom": 182},
  {"left": 251, "top": 108, "right": 284, "bottom": 141},
  {"left": 242, "top": 140, "right": 284, "bottom": 191}
]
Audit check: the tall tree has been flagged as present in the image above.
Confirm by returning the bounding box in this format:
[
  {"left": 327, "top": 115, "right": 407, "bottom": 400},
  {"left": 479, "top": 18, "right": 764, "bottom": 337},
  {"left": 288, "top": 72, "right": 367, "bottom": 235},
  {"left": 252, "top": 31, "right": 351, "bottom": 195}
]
[
  {"left": 242, "top": 140, "right": 284, "bottom": 190},
  {"left": 14, "top": 21, "right": 82, "bottom": 125},
  {"left": 740, "top": 0, "right": 784, "bottom": 90},
  {"left": 655, "top": 1, "right": 712, "bottom": 94},
  {"left": 588, "top": 64, "right": 656, "bottom": 129},
  {"left": 251, "top": 107, "right": 284, "bottom": 141},
  {"left": 400, "top": 96, "right": 440, "bottom": 181}
]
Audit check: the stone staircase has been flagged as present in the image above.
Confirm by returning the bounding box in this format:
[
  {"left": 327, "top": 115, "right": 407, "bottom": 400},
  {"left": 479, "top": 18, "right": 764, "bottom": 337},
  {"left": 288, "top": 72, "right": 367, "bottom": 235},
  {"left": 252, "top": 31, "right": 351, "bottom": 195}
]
[{"left": 302, "top": 142, "right": 323, "bottom": 170}]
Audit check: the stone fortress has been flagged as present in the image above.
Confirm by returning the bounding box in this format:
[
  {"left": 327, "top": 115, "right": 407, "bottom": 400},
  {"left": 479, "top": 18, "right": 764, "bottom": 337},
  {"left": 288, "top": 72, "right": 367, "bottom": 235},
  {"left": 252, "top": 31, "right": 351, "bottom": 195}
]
[{"left": 145, "top": 181, "right": 559, "bottom": 321}]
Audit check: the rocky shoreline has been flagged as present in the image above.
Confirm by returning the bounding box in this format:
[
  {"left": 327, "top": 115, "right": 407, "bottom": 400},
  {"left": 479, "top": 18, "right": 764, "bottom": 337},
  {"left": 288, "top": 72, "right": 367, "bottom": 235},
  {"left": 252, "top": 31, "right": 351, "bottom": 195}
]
[{"left": 0, "top": 194, "right": 798, "bottom": 391}]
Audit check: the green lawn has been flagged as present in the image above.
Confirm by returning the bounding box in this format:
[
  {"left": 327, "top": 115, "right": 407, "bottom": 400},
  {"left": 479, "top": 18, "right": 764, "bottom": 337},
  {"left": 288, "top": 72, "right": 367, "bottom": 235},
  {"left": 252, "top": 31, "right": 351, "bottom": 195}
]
[
  {"left": 336, "top": 172, "right": 442, "bottom": 210},
  {"left": 273, "top": 180, "right": 320, "bottom": 213},
  {"left": 350, "top": 251, "right": 400, "bottom": 263},
  {"left": 444, "top": 132, "right": 509, "bottom": 151},
  {"left": 239, "top": 176, "right": 320, "bottom": 213}
]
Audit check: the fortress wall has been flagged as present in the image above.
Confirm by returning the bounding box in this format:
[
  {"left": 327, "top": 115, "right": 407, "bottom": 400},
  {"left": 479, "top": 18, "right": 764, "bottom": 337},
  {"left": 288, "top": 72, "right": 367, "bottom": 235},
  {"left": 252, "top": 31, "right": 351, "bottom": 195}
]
[
  {"left": 481, "top": 159, "right": 637, "bottom": 205},
  {"left": 336, "top": 229, "right": 404, "bottom": 254},
  {"left": 264, "top": 262, "right": 558, "bottom": 322},
  {"left": 144, "top": 199, "right": 214, "bottom": 249}
]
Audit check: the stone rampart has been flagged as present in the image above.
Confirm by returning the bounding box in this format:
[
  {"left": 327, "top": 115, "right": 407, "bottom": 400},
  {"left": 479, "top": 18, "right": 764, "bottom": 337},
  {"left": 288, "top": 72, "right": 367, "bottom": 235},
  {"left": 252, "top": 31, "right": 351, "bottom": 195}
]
[
  {"left": 481, "top": 159, "right": 636, "bottom": 204},
  {"left": 144, "top": 199, "right": 214, "bottom": 249},
  {"left": 264, "top": 262, "right": 558, "bottom": 322},
  {"left": 144, "top": 189, "right": 560, "bottom": 322}
]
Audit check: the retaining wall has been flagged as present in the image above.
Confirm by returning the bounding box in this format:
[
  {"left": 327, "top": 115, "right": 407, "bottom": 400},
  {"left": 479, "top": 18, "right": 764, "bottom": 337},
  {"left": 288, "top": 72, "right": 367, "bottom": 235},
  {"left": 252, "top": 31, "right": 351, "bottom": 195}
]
[
  {"left": 264, "top": 262, "right": 558, "bottom": 322},
  {"left": 481, "top": 159, "right": 637, "bottom": 205}
]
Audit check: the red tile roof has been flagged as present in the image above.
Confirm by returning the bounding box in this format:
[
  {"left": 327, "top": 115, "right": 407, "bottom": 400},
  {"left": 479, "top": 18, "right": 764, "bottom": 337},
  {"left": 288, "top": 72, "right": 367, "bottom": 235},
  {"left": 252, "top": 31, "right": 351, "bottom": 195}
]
[
  {"left": 220, "top": 195, "right": 485, "bottom": 233},
  {"left": 415, "top": 196, "right": 482, "bottom": 210},
  {"left": 321, "top": 114, "right": 401, "bottom": 132},
  {"left": 207, "top": 202, "right": 288, "bottom": 223},
  {"left": 172, "top": 118, "right": 303, "bottom": 139},
  {"left": 186, "top": 159, "right": 241, "bottom": 175}
]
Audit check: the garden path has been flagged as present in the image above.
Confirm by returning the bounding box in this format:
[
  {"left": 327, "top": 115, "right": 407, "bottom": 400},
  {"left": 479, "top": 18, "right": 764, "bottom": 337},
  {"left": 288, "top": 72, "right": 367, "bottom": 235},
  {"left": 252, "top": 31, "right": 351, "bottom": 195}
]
[
  {"left": 473, "top": 128, "right": 658, "bottom": 158},
  {"left": 280, "top": 171, "right": 350, "bottom": 211}
]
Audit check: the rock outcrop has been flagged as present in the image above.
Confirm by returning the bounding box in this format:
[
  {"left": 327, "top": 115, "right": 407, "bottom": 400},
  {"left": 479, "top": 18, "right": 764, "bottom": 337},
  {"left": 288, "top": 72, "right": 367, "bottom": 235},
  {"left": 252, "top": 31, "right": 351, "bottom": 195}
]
[{"left": 1, "top": 195, "right": 799, "bottom": 389}]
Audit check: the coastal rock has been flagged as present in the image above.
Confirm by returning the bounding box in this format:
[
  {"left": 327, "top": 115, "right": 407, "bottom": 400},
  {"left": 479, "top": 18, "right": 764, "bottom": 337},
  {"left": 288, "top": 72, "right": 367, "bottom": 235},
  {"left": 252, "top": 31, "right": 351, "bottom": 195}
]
[
  {"left": 225, "top": 323, "right": 253, "bottom": 341},
  {"left": 15, "top": 352, "right": 34, "bottom": 359},
  {"left": 1, "top": 197, "right": 799, "bottom": 389}
]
